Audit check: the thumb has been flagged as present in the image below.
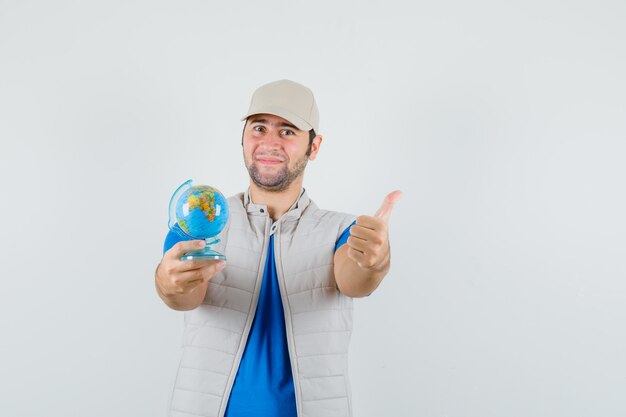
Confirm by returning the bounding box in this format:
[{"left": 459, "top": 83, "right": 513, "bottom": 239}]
[
  {"left": 374, "top": 190, "right": 403, "bottom": 222},
  {"left": 166, "top": 239, "right": 205, "bottom": 260}
]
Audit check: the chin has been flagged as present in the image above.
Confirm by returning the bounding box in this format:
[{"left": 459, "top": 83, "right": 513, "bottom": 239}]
[{"left": 253, "top": 176, "right": 291, "bottom": 192}]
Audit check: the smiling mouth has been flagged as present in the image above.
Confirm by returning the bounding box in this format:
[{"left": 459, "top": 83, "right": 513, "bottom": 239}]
[{"left": 255, "top": 156, "right": 285, "bottom": 165}]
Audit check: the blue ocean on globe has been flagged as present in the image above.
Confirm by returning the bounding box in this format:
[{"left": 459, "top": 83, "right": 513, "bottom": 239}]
[{"left": 174, "top": 185, "right": 229, "bottom": 239}]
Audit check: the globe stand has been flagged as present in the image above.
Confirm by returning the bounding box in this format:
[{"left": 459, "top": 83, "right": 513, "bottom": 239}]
[{"left": 180, "top": 238, "right": 226, "bottom": 261}]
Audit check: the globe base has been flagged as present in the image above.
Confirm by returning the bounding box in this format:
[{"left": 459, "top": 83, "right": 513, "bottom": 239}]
[{"left": 180, "top": 247, "right": 227, "bottom": 261}]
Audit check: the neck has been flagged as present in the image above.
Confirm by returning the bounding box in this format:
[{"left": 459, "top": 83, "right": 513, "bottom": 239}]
[{"left": 249, "top": 177, "right": 304, "bottom": 221}]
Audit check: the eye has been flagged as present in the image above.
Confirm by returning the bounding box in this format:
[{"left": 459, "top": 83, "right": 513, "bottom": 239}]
[
  {"left": 280, "top": 129, "right": 295, "bottom": 136},
  {"left": 253, "top": 125, "right": 265, "bottom": 132}
]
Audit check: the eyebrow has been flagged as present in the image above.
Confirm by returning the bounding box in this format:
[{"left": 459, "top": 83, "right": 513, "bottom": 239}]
[{"left": 249, "top": 118, "right": 300, "bottom": 131}]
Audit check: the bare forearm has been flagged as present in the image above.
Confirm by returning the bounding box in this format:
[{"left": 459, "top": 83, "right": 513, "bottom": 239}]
[{"left": 335, "top": 247, "right": 390, "bottom": 297}]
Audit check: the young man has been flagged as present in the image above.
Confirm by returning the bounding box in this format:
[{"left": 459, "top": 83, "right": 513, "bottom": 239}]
[{"left": 155, "top": 79, "right": 401, "bottom": 417}]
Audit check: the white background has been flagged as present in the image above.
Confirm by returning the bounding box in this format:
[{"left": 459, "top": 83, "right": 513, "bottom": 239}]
[{"left": 1, "top": 0, "right": 625, "bottom": 416}]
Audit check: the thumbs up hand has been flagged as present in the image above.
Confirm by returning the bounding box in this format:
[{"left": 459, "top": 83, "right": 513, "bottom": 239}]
[{"left": 346, "top": 190, "right": 403, "bottom": 270}]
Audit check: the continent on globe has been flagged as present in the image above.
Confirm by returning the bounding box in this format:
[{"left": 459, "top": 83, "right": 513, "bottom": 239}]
[{"left": 187, "top": 190, "right": 218, "bottom": 222}]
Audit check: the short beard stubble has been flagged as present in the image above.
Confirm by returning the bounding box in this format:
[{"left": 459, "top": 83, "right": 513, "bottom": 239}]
[{"left": 245, "top": 150, "right": 310, "bottom": 192}]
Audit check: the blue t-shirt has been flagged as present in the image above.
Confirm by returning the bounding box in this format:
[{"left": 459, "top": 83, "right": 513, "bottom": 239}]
[{"left": 163, "top": 221, "right": 354, "bottom": 417}]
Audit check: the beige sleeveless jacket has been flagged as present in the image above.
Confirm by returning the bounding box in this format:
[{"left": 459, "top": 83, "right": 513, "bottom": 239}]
[{"left": 169, "top": 189, "right": 356, "bottom": 417}]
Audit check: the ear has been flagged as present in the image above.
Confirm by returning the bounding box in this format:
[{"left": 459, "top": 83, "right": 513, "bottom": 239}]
[
  {"left": 308, "top": 135, "right": 323, "bottom": 161},
  {"left": 241, "top": 119, "right": 249, "bottom": 146}
]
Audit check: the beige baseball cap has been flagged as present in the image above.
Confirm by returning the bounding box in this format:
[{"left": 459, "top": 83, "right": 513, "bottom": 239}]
[{"left": 241, "top": 79, "right": 320, "bottom": 132}]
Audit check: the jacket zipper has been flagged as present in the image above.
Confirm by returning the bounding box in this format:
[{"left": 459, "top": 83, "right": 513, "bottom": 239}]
[
  {"left": 218, "top": 216, "right": 272, "bottom": 417},
  {"left": 272, "top": 221, "right": 303, "bottom": 417}
]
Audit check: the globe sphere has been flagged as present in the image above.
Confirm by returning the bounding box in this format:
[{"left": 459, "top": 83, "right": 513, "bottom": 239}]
[{"left": 174, "top": 185, "right": 229, "bottom": 239}]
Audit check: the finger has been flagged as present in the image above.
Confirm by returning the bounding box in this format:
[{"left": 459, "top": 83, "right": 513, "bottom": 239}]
[
  {"left": 181, "top": 276, "right": 208, "bottom": 290},
  {"left": 174, "top": 260, "right": 225, "bottom": 285},
  {"left": 172, "top": 275, "right": 207, "bottom": 295},
  {"left": 350, "top": 224, "right": 382, "bottom": 241},
  {"left": 165, "top": 240, "right": 206, "bottom": 261},
  {"left": 354, "top": 215, "right": 385, "bottom": 231},
  {"left": 347, "top": 236, "right": 370, "bottom": 253},
  {"left": 374, "top": 190, "right": 403, "bottom": 222},
  {"left": 347, "top": 247, "right": 366, "bottom": 264},
  {"left": 177, "top": 259, "right": 225, "bottom": 273},
  {"left": 348, "top": 233, "right": 387, "bottom": 260},
  {"left": 347, "top": 247, "right": 377, "bottom": 269},
  {"left": 167, "top": 262, "right": 225, "bottom": 288},
  {"left": 172, "top": 269, "right": 207, "bottom": 286}
]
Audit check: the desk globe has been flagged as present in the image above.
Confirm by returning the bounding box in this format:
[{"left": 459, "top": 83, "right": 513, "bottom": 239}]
[{"left": 168, "top": 179, "right": 229, "bottom": 260}]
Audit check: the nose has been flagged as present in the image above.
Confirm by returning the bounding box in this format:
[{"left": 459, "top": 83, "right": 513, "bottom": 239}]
[{"left": 258, "top": 130, "right": 282, "bottom": 148}]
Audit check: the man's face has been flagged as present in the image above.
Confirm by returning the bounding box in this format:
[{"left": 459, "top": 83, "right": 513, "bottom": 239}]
[{"left": 242, "top": 113, "right": 319, "bottom": 192}]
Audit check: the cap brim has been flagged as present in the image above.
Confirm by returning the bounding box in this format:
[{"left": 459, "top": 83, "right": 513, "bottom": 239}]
[{"left": 241, "top": 105, "right": 313, "bottom": 132}]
